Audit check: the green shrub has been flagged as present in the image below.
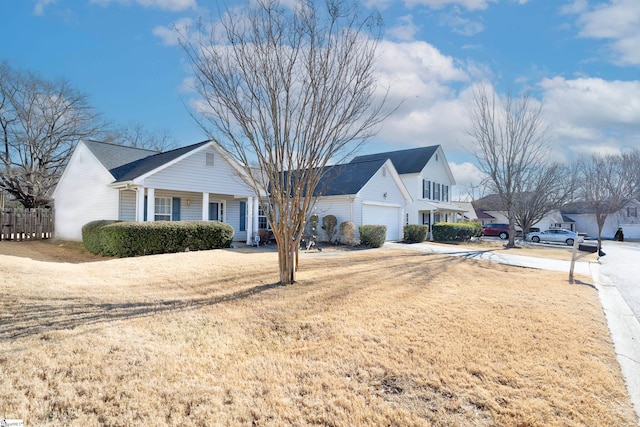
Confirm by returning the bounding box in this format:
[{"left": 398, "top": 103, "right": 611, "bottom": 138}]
[
  {"left": 432, "top": 222, "right": 481, "bottom": 242},
  {"left": 82, "top": 221, "right": 234, "bottom": 257},
  {"left": 340, "top": 221, "right": 356, "bottom": 245},
  {"left": 322, "top": 214, "right": 338, "bottom": 242},
  {"left": 306, "top": 214, "right": 319, "bottom": 239},
  {"left": 81, "top": 220, "right": 122, "bottom": 254},
  {"left": 358, "top": 225, "right": 387, "bottom": 248},
  {"left": 403, "top": 224, "right": 428, "bottom": 243}
]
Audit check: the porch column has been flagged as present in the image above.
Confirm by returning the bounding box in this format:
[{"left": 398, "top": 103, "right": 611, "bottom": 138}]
[
  {"left": 146, "top": 188, "right": 155, "bottom": 222},
  {"left": 429, "top": 210, "right": 435, "bottom": 241},
  {"left": 136, "top": 187, "right": 145, "bottom": 222},
  {"left": 253, "top": 197, "right": 260, "bottom": 233},
  {"left": 202, "top": 192, "right": 210, "bottom": 220},
  {"left": 246, "top": 196, "right": 254, "bottom": 245}
]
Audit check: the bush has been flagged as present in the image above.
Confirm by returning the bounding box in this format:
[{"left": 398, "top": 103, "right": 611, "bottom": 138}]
[
  {"left": 306, "top": 214, "right": 319, "bottom": 239},
  {"left": 340, "top": 221, "right": 356, "bottom": 246},
  {"left": 81, "top": 220, "right": 122, "bottom": 254},
  {"left": 322, "top": 214, "right": 338, "bottom": 243},
  {"left": 359, "top": 225, "right": 387, "bottom": 248},
  {"left": 403, "top": 224, "right": 428, "bottom": 243},
  {"left": 432, "top": 222, "right": 482, "bottom": 242},
  {"left": 82, "top": 221, "right": 234, "bottom": 257}
]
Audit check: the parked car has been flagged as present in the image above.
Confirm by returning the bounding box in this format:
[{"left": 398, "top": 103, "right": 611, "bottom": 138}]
[
  {"left": 481, "top": 223, "right": 512, "bottom": 240},
  {"left": 526, "top": 229, "right": 583, "bottom": 246}
]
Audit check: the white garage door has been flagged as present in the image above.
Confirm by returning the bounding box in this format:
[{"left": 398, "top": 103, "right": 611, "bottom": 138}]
[{"left": 362, "top": 204, "right": 401, "bottom": 241}]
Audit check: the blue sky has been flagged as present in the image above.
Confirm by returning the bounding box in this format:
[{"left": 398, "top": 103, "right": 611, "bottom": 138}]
[{"left": 3, "top": 0, "right": 639, "bottom": 198}]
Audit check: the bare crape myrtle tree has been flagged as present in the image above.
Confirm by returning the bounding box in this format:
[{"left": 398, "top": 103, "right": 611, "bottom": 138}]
[
  {"left": 179, "top": 0, "right": 390, "bottom": 284},
  {"left": 467, "top": 85, "right": 551, "bottom": 248}
]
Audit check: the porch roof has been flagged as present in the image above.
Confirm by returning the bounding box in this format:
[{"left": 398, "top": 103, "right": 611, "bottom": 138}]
[{"left": 409, "top": 200, "right": 467, "bottom": 212}]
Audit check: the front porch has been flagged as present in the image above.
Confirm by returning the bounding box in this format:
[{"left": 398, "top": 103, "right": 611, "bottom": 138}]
[
  {"left": 409, "top": 200, "right": 466, "bottom": 240},
  {"left": 117, "top": 187, "right": 261, "bottom": 245}
]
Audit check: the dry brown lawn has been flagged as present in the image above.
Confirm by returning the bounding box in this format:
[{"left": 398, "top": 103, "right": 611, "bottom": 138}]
[{"left": 0, "top": 240, "right": 634, "bottom": 426}]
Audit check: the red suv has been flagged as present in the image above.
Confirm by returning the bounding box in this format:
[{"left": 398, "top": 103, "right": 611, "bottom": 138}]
[{"left": 481, "top": 223, "right": 511, "bottom": 240}]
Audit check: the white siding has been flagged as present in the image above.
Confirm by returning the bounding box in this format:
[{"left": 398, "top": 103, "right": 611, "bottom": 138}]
[
  {"left": 359, "top": 163, "right": 407, "bottom": 207},
  {"left": 144, "top": 146, "right": 253, "bottom": 196},
  {"left": 119, "top": 190, "right": 137, "bottom": 221},
  {"left": 310, "top": 198, "right": 355, "bottom": 242},
  {"left": 53, "top": 143, "right": 120, "bottom": 241}
]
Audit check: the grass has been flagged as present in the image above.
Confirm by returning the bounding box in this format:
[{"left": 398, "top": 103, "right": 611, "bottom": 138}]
[{"left": 0, "top": 240, "right": 635, "bottom": 426}]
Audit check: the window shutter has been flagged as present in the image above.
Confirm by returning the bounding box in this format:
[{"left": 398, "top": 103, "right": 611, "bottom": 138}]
[
  {"left": 239, "top": 201, "right": 246, "bottom": 231},
  {"left": 144, "top": 195, "right": 147, "bottom": 221},
  {"left": 172, "top": 197, "right": 181, "bottom": 221}
]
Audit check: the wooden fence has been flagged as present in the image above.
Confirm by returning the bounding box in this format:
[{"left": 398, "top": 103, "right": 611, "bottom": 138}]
[{"left": 0, "top": 208, "right": 54, "bottom": 241}]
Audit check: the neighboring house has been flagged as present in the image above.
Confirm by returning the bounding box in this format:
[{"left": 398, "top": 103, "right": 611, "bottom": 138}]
[
  {"left": 53, "top": 140, "right": 259, "bottom": 243},
  {"left": 453, "top": 201, "right": 478, "bottom": 222},
  {"left": 561, "top": 199, "right": 640, "bottom": 239},
  {"left": 311, "top": 158, "right": 412, "bottom": 241},
  {"left": 471, "top": 193, "right": 571, "bottom": 231},
  {"left": 351, "top": 145, "right": 464, "bottom": 236}
]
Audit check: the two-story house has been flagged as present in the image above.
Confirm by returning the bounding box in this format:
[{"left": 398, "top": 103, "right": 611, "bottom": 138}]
[{"left": 351, "top": 145, "right": 464, "bottom": 236}]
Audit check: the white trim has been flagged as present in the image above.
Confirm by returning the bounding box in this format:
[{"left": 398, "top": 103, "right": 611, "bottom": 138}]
[
  {"left": 146, "top": 188, "right": 155, "bottom": 222},
  {"left": 202, "top": 192, "right": 209, "bottom": 221},
  {"left": 362, "top": 201, "right": 403, "bottom": 208}
]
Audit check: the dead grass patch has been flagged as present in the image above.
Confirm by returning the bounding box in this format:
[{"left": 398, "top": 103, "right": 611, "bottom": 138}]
[{"left": 0, "top": 241, "right": 634, "bottom": 426}]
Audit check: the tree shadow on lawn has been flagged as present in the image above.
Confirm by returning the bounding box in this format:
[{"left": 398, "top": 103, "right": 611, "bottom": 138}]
[{"left": 0, "top": 281, "right": 284, "bottom": 343}]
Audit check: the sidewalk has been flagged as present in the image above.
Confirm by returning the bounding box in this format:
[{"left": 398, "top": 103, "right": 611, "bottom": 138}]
[{"left": 385, "top": 241, "right": 640, "bottom": 425}]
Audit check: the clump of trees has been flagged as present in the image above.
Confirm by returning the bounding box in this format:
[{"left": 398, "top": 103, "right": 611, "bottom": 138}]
[{"left": 0, "top": 62, "right": 103, "bottom": 208}]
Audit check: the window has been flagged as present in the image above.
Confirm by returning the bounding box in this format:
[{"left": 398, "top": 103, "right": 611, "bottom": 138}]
[
  {"left": 628, "top": 207, "right": 638, "bottom": 218},
  {"left": 381, "top": 166, "right": 386, "bottom": 177},
  {"left": 155, "top": 197, "right": 171, "bottom": 221},
  {"left": 434, "top": 183, "right": 441, "bottom": 201},
  {"left": 205, "top": 152, "right": 215, "bottom": 166},
  {"left": 443, "top": 185, "right": 449, "bottom": 202},
  {"left": 258, "top": 205, "right": 270, "bottom": 229},
  {"left": 423, "top": 180, "right": 431, "bottom": 199}
]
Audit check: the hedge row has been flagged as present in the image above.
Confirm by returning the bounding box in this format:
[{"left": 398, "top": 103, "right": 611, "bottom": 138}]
[
  {"left": 432, "top": 222, "right": 482, "bottom": 242},
  {"left": 82, "top": 220, "right": 234, "bottom": 257}
]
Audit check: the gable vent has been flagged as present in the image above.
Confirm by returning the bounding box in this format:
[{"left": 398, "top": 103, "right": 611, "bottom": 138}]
[{"left": 205, "top": 152, "right": 215, "bottom": 167}]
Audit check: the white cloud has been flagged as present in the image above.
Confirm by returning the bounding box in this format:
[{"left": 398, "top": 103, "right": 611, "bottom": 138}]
[
  {"left": 449, "top": 161, "right": 485, "bottom": 200},
  {"left": 34, "top": 0, "right": 56, "bottom": 15},
  {"left": 539, "top": 76, "right": 640, "bottom": 155},
  {"left": 404, "top": 0, "right": 496, "bottom": 10},
  {"left": 387, "top": 15, "right": 420, "bottom": 41},
  {"left": 90, "top": 0, "right": 196, "bottom": 12},
  {"left": 570, "top": 0, "right": 640, "bottom": 65},
  {"left": 153, "top": 18, "right": 193, "bottom": 46},
  {"left": 439, "top": 7, "right": 484, "bottom": 35}
]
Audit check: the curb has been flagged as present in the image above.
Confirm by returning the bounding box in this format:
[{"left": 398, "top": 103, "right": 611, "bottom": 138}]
[{"left": 590, "top": 263, "right": 640, "bottom": 426}]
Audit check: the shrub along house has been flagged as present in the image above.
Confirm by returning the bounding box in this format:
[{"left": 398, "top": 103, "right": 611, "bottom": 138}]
[
  {"left": 310, "top": 158, "right": 412, "bottom": 241},
  {"left": 53, "top": 140, "right": 260, "bottom": 243}
]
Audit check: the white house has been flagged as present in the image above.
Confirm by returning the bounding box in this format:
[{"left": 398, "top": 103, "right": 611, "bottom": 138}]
[
  {"left": 351, "top": 145, "right": 464, "bottom": 236},
  {"left": 310, "top": 158, "right": 412, "bottom": 241},
  {"left": 561, "top": 199, "right": 640, "bottom": 240},
  {"left": 472, "top": 194, "right": 573, "bottom": 232},
  {"left": 53, "top": 140, "right": 260, "bottom": 243}
]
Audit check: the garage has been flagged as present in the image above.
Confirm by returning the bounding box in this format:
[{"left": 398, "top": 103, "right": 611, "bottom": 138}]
[{"left": 362, "top": 203, "right": 402, "bottom": 241}]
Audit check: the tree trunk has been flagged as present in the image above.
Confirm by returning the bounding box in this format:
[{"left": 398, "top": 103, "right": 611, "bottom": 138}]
[{"left": 278, "top": 240, "right": 297, "bottom": 285}]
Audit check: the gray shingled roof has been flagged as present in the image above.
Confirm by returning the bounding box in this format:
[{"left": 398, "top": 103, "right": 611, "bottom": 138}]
[
  {"left": 350, "top": 145, "right": 439, "bottom": 174},
  {"left": 111, "top": 140, "right": 210, "bottom": 182},
  {"left": 84, "top": 140, "right": 212, "bottom": 182},
  {"left": 84, "top": 140, "right": 157, "bottom": 171},
  {"left": 315, "top": 158, "right": 388, "bottom": 196}
]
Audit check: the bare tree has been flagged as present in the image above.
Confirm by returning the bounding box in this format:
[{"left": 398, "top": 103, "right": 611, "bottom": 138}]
[
  {"left": 180, "top": 0, "right": 388, "bottom": 284},
  {"left": 104, "top": 121, "right": 177, "bottom": 152},
  {"left": 577, "top": 153, "right": 638, "bottom": 250},
  {"left": 513, "top": 163, "right": 574, "bottom": 239},
  {"left": 467, "top": 85, "right": 549, "bottom": 248},
  {"left": 0, "top": 62, "right": 103, "bottom": 208}
]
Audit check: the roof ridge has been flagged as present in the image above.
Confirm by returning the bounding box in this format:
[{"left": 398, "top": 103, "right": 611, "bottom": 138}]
[{"left": 84, "top": 139, "right": 159, "bottom": 154}]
